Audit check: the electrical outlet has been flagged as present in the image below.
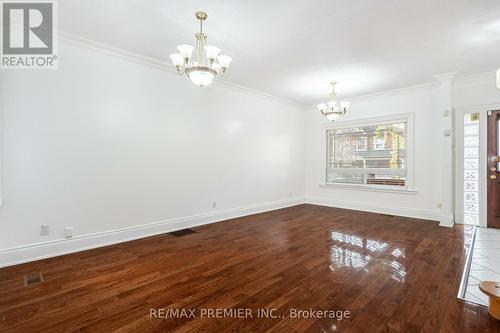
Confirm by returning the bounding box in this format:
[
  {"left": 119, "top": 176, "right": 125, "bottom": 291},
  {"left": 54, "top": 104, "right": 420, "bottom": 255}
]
[
  {"left": 40, "top": 225, "right": 49, "bottom": 236},
  {"left": 437, "top": 203, "right": 442, "bottom": 209},
  {"left": 212, "top": 202, "right": 216, "bottom": 208},
  {"left": 64, "top": 227, "right": 73, "bottom": 238}
]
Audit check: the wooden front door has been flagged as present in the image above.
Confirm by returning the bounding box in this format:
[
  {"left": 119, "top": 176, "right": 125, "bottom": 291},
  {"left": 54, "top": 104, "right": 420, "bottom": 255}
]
[{"left": 487, "top": 110, "right": 500, "bottom": 228}]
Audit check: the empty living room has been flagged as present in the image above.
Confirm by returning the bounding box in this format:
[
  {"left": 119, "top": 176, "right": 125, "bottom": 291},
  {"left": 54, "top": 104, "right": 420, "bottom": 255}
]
[{"left": 1, "top": 0, "right": 500, "bottom": 332}]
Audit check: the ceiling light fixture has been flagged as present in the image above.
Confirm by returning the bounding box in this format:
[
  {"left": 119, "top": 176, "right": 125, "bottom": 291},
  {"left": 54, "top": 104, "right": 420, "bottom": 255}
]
[
  {"left": 317, "top": 81, "right": 350, "bottom": 121},
  {"left": 170, "top": 11, "right": 232, "bottom": 87}
]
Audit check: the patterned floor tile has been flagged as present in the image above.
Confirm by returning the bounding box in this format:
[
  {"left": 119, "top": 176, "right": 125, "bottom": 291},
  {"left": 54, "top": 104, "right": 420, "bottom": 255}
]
[{"left": 463, "top": 228, "right": 500, "bottom": 306}]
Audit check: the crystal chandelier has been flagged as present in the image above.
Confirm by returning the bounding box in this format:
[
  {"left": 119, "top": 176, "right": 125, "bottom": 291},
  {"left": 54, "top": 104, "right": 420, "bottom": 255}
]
[
  {"left": 317, "top": 81, "right": 350, "bottom": 121},
  {"left": 170, "top": 11, "right": 232, "bottom": 87}
]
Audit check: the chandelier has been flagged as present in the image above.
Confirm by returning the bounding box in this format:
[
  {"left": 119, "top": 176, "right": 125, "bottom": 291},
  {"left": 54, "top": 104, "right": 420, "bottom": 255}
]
[
  {"left": 317, "top": 81, "right": 350, "bottom": 121},
  {"left": 169, "top": 11, "right": 232, "bottom": 87}
]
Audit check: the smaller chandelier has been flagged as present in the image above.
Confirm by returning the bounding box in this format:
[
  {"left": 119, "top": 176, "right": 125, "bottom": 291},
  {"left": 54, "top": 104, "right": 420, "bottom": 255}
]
[
  {"left": 317, "top": 81, "right": 350, "bottom": 121},
  {"left": 170, "top": 11, "right": 232, "bottom": 87}
]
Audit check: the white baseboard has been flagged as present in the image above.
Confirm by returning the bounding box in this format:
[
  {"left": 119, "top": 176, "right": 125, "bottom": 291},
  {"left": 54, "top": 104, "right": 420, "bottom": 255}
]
[
  {"left": 439, "top": 214, "right": 455, "bottom": 228},
  {"left": 306, "top": 196, "right": 451, "bottom": 224},
  {"left": 0, "top": 197, "right": 305, "bottom": 268},
  {"left": 1, "top": 196, "right": 455, "bottom": 268}
]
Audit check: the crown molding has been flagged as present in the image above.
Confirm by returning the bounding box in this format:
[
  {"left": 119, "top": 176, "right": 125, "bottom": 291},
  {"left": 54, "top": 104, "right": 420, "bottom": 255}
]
[
  {"left": 340, "top": 81, "right": 440, "bottom": 104},
  {"left": 453, "top": 70, "right": 497, "bottom": 85},
  {"left": 214, "top": 78, "right": 308, "bottom": 109},
  {"left": 56, "top": 31, "right": 498, "bottom": 111},
  {"left": 309, "top": 70, "right": 497, "bottom": 108},
  {"left": 434, "top": 71, "right": 459, "bottom": 83},
  {"left": 58, "top": 31, "right": 307, "bottom": 110}
]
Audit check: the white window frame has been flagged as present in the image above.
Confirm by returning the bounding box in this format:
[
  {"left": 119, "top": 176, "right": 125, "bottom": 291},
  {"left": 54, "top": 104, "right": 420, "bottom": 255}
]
[
  {"left": 372, "top": 137, "right": 385, "bottom": 150},
  {"left": 356, "top": 137, "right": 367, "bottom": 151},
  {"left": 320, "top": 113, "right": 417, "bottom": 194}
]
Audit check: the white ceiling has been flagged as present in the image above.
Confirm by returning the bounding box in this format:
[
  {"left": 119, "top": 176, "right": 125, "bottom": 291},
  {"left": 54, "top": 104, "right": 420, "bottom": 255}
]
[{"left": 59, "top": 0, "right": 500, "bottom": 105}]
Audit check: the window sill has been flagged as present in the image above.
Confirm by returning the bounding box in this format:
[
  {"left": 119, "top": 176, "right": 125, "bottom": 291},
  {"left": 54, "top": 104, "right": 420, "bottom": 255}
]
[{"left": 319, "top": 182, "right": 419, "bottom": 194}]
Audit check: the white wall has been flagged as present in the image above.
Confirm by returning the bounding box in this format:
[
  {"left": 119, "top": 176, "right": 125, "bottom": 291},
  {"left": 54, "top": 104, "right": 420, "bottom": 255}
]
[
  {"left": 304, "top": 85, "right": 452, "bottom": 223},
  {"left": 0, "top": 41, "right": 305, "bottom": 265},
  {"left": 0, "top": 38, "right": 497, "bottom": 267},
  {"left": 452, "top": 72, "right": 500, "bottom": 227},
  {"left": 453, "top": 72, "right": 500, "bottom": 108},
  {"left": 304, "top": 72, "right": 500, "bottom": 226}
]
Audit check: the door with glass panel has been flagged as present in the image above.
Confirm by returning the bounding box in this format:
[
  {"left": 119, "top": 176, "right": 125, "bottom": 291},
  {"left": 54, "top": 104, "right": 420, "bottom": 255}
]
[{"left": 487, "top": 110, "right": 500, "bottom": 228}]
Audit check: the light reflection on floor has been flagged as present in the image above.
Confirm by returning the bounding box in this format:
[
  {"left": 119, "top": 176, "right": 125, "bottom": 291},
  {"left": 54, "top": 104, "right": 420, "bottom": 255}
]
[{"left": 329, "top": 231, "right": 407, "bottom": 283}]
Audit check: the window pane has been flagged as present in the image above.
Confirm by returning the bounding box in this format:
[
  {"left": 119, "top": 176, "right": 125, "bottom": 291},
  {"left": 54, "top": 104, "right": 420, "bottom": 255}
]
[
  {"left": 464, "top": 159, "right": 479, "bottom": 170},
  {"left": 464, "top": 202, "right": 479, "bottom": 214},
  {"left": 464, "top": 169, "right": 479, "bottom": 181},
  {"left": 464, "top": 136, "right": 479, "bottom": 147},
  {"left": 464, "top": 214, "right": 479, "bottom": 225},
  {"left": 464, "top": 181, "right": 478, "bottom": 192},
  {"left": 326, "top": 121, "right": 407, "bottom": 187},
  {"left": 464, "top": 192, "right": 479, "bottom": 202},
  {"left": 464, "top": 147, "right": 479, "bottom": 158},
  {"left": 327, "top": 173, "right": 364, "bottom": 184},
  {"left": 464, "top": 124, "right": 479, "bottom": 136}
]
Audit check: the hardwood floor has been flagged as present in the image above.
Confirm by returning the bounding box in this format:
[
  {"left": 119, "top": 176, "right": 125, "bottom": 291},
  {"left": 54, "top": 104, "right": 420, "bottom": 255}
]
[{"left": 0, "top": 204, "right": 498, "bottom": 332}]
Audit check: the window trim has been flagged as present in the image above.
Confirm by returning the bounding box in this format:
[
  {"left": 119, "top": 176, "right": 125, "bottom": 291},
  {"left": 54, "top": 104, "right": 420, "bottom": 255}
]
[{"left": 322, "top": 113, "right": 416, "bottom": 192}]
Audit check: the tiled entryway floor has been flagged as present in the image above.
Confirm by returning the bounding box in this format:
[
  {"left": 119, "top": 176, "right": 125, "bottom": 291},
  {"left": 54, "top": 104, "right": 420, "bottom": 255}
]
[{"left": 464, "top": 227, "right": 500, "bottom": 306}]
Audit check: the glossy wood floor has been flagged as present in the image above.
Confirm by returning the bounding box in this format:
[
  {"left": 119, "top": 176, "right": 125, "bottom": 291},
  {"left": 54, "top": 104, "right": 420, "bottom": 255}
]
[{"left": 0, "top": 204, "right": 499, "bottom": 332}]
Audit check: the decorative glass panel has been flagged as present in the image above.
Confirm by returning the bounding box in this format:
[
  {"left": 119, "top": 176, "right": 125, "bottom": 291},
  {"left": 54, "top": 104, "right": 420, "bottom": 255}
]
[
  {"left": 464, "top": 214, "right": 479, "bottom": 225},
  {"left": 465, "top": 169, "right": 479, "bottom": 181},
  {"left": 464, "top": 181, "right": 478, "bottom": 192},
  {"left": 464, "top": 202, "right": 479, "bottom": 214},
  {"left": 464, "top": 147, "right": 479, "bottom": 158},
  {"left": 464, "top": 159, "right": 479, "bottom": 170},
  {"left": 464, "top": 124, "right": 479, "bottom": 136},
  {"left": 462, "top": 113, "right": 480, "bottom": 225},
  {"left": 464, "top": 136, "right": 479, "bottom": 147},
  {"left": 464, "top": 192, "right": 479, "bottom": 202},
  {"left": 464, "top": 113, "right": 479, "bottom": 124}
]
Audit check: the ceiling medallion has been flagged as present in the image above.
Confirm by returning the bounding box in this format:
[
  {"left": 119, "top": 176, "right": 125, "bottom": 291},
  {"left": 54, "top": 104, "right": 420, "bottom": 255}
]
[
  {"left": 170, "top": 11, "right": 232, "bottom": 87},
  {"left": 317, "top": 81, "right": 350, "bottom": 121}
]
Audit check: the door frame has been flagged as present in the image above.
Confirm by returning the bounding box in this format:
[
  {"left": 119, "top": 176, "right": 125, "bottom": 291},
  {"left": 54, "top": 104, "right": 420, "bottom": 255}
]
[{"left": 455, "top": 104, "right": 500, "bottom": 228}]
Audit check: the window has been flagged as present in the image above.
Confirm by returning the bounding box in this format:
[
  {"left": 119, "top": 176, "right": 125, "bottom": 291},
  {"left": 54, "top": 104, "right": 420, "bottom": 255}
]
[
  {"left": 326, "top": 116, "right": 411, "bottom": 188},
  {"left": 373, "top": 137, "right": 385, "bottom": 150},
  {"left": 356, "top": 137, "right": 367, "bottom": 151}
]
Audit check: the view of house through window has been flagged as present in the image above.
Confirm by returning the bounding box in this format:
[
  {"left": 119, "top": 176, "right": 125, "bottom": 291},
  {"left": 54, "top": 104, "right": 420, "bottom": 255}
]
[{"left": 327, "top": 121, "right": 407, "bottom": 187}]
